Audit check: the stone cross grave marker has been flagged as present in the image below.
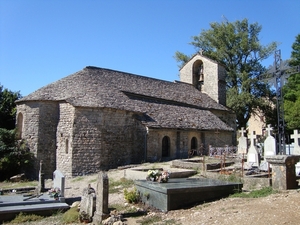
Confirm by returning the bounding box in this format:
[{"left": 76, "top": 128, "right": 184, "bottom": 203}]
[
  {"left": 238, "top": 127, "right": 247, "bottom": 154},
  {"left": 38, "top": 160, "right": 45, "bottom": 194},
  {"left": 264, "top": 124, "right": 276, "bottom": 158},
  {"left": 291, "top": 130, "right": 300, "bottom": 155},
  {"left": 53, "top": 170, "right": 65, "bottom": 198},
  {"left": 93, "top": 171, "right": 109, "bottom": 224},
  {"left": 247, "top": 131, "right": 260, "bottom": 167}
]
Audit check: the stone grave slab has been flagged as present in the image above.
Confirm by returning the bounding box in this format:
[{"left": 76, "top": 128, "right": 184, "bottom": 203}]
[
  {"left": 0, "top": 193, "right": 69, "bottom": 222},
  {"left": 135, "top": 178, "right": 242, "bottom": 212}
]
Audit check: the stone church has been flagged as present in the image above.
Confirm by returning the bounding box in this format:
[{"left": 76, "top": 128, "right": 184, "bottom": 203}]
[{"left": 16, "top": 53, "right": 236, "bottom": 178}]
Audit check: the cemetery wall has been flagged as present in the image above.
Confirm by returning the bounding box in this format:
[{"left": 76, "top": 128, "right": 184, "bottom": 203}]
[{"left": 16, "top": 102, "right": 59, "bottom": 179}]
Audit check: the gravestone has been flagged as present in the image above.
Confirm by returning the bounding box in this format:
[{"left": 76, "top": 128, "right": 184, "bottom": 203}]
[
  {"left": 237, "top": 127, "right": 247, "bottom": 154},
  {"left": 79, "top": 184, "right": 95, "bottom": 223},
  {"left": 53, "top": 170, "right": 65, "bottom": 198},
  {"left": 93, "top": 171, "right": 109, "bottom": 224},
  {"left": 291, "top": 130, "right": 300, "bottom": 155},
  {"left": 264, "top": 124, "right": 276, "bottom": 158},
  {"left": 247, "top": 131, "right": 260, "bottom": 167}
]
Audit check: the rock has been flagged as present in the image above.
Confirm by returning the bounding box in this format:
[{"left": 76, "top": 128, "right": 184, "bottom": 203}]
[{"left": 10, "top": 173, "right": 25, "bottom": 182}]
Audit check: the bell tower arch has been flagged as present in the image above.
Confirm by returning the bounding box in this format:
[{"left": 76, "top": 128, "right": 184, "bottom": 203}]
[{"left": 179, "top": 52, "right": 227, "bottom": 106}]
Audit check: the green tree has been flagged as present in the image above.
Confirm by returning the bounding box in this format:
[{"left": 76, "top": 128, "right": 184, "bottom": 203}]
[
  {"left": 0, "top": 128, "right": 34, "bottom": 180},
  {"left": 283, "top": 34, "right": 300, "bottom": 130},
  {"left": 0, "top": 84, "right": 22, "bottom": 129},
  {"left": 175, "top": 18, "right": 278, "bottom": 129}
]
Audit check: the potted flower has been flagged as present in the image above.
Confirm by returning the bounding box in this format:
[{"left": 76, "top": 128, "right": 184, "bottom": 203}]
[
  {"left": 146, "top": 170, "right": 170, "bottom": 183},
  {"left": 146, "top": 170, "right": 161, "bottom": 181},
  {"left": 48, "top": 187, "right": 61, "bottom": 200}
]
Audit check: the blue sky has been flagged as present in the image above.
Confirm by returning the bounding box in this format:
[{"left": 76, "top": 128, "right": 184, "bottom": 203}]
[{"left": 1, "top": 0, "right": 300, "bottom": 96}]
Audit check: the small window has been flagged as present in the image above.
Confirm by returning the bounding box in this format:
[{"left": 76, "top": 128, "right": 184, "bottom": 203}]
[
  {"left": 16, "top": 113, "right": 23, "bottom": 139},
  {"left": 65, "top": 139, "right": 69, "bottom": 154}
]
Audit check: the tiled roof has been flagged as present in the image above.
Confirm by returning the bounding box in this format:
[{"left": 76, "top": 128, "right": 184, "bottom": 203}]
[{"left": 17, "top": 66, "right": 233, "bottom": 131}]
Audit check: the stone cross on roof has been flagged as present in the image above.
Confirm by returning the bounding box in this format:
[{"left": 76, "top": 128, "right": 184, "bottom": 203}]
[
  {"left": 291, "top": 130, "right": 300, "bottom": 146},
  {"left": 239, "top": 127, "right": 246, "bottom": 137},
  {"left": 266, "top": 124, "right": 273, "bottom": 136},
  {"left": 248, "top": 131, "right": 256, "bottom": 147}
]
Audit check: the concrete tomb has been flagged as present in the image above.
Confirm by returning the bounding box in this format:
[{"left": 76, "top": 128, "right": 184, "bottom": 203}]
[
  {"left": 237, "top": 127, "right": 248, "bottom": 154},
  {"left": 266, "top": 155, "right": 300, "bottom": 190},
  {"left": 0, "top": 191, "right": 69, "bottom": 222},
  {"left": 247, "top": 131, "right": 260, "bottom": 167},
  {"left": 135, "top": 178, "right": 242, "bottom": 212}
]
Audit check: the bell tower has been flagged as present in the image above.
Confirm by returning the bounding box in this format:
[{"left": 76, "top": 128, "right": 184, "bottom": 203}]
[{"left": 179, "top": 52, "right": 227, "bottom": 106}]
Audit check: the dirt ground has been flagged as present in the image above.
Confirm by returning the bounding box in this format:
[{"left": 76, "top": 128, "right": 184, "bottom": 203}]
[{"left": 4, "top": 160, "right": 300, "bottom": 224}]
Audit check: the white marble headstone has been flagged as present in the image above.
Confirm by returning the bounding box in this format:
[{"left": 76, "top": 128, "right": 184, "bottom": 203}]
[
  {"left": 238, "top": 127, "right": 247, "bottom": 154},
  {"left": 291, "top": 130, "right": 300, "bottom": 155},
  {"left": 264, "top": 124, "right": 276, "bottom": 157},
  {"left": 247, "top": 131, "right": 260, "bottom": 167},
  {"left": 53, "top": 170, "right": 65, "bottom": 197}
]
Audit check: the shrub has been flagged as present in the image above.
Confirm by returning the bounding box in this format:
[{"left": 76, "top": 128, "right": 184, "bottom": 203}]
[
  {"left": 62, "top": 207, "right": 79, "bottom": 223},
  {"left": 0, "top": 128, "right": 34, "bottom": 181},
  {"left": 124, "top": 188, "right": 140, "bottom": 203}
]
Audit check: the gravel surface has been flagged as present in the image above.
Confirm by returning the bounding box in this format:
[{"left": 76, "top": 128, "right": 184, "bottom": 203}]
[{"left": 4, "top": 161, "right": 300, "bottom": 224}]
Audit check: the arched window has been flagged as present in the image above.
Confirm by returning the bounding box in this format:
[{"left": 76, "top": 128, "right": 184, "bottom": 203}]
[
  {"left": 16, "top": 113, "right": 23, "bottom": 139},
  {"left": 191, "top": 137, "right": 198, "bottom": 150},
  {"left": 162, "top": 136, "right": 170, "bottom": 157}
]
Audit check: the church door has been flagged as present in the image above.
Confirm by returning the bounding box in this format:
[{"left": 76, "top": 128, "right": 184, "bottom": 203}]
[{"left": 162, "top": 136, "right": 170, "bottom": 157}]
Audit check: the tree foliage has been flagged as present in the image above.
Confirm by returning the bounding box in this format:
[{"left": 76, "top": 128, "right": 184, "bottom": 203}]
[
  {"left": 0, "top": 84, "right": 22, "bottom": 129},
  {"left": 175, "top": 19, "right": 278, "bottom": 129},
  {"left": 0, "top": 128, "right": 34, "bottom": 181},
  {"left": 283, "top": 34, "right": 300, "bottom": 130}
]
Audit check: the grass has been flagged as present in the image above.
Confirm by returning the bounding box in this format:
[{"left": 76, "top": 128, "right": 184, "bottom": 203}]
[
  {"left": 137, "top": 215, "right": 181, "bottom": 225},
  {"left": 230, "top": 186, "right": 277, "bottom": 198},
  {"left": 0, "top": 180, "right": 38, "bottom": 189},
  {"left": 6, "top": 212, "right": 44, "bottom": 224},
  {"left": 61, "top": 207, "right": 79, "bottom": 223},
  {"left": 109, "top": 177, "right": 134, "bottom": 194},
  {"left": 71, "top": 177, "right": 84, "bottom": 182}
]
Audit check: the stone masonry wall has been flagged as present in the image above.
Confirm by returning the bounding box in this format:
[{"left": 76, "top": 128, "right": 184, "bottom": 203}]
[
  {"left": 56, "top": 102, "right": 75, "bottom": 178},
  {"left": 146, "top": 129, "right": 203, "bottom": 160},
  {"left": 16, "top": 101, "right": 59, "bottom": 179},
  {"left": 62, "top": 107, "right": 145, "bottom": 177},
  {"left": 212, "top": 109, "right": 237, "bottom": 145}
]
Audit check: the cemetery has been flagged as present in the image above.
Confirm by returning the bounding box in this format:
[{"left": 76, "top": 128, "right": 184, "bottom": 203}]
[{"left": 1, "top": 126, "right": 300, "bottom": 224}]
